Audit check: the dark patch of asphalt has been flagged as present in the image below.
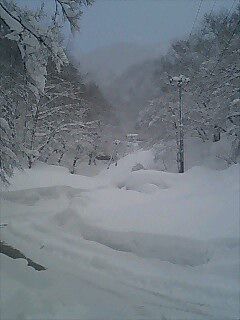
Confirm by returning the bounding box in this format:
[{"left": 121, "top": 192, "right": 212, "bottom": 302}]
[{"left": 0, "top": 241, "right": 46, "bottom": 271}]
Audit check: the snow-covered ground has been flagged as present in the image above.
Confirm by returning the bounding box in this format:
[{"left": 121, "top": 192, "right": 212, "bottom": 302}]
[{"left": 1, "top": 151, "right": 239, "bottom": 319}]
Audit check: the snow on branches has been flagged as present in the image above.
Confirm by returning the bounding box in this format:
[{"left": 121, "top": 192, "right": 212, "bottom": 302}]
[
  {"left": 0, "top": 0, "right": 92, "bottom": 95},
  {"left": 0, "top": 0, "right": 95, "bottom": 184}
]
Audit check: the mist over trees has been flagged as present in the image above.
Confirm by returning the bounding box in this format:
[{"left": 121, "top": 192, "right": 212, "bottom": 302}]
[
  {"left": 137, "top": 7, "right": 239, "bottom": 165},
  {"left": 106, "top": 7, "right": 240, "bottom": 169},
  {"left": 0, "top": 1, "right": 239, "bottom": 183}
]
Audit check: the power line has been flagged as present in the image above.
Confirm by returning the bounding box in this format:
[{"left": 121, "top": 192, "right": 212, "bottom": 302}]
[
  {"left": 209, "top": 0, "right": 217, "bottom": 16},
  {"left": 190, "top": 1, "right": 239, "bottom": 85},
  {"left": 209, "top": 17, "right": 240, "bottom": 76},
  {"left": 224, "top": 0, "right": 238, "bottom": 23},
  {"left": 188, "top": 0, "right": 204, "bottom": 41},
  {"left": 171, "top": 0, "right": 204, "bottom": 71},
  {"left": 195, "top": 16, "right": 240, "bottom": 101},
  {"left": 171, "top": 0, "right": 238, "bottom": 85}
]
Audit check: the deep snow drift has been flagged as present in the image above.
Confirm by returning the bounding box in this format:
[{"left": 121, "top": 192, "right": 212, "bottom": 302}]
[{"left": 1, "top": 151, "right": 239, "bottom": 320}]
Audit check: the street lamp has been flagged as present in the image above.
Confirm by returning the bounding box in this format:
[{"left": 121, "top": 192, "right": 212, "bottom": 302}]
[{"left": 169, "top": 75, "right": 190, "bottom": 173}]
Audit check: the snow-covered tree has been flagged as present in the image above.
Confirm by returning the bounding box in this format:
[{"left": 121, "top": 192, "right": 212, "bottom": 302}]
[
  {"left": 0, "top": 0, "right": 93, "bottom": 94},
  {"left": 0, "top": 107, "right": 19, "bottom": 185},
  {"left": 228, "top": 98, "right": 240, "bottom": 162},
  {"left": 20, "top": 64, "right": 100, "bottom": 169},
  {"left": 0, "top": 0, "right": 94, "bottom": 183},
  {"left": 0, "top": 49, "right": 29, "bottom": 183},
  {"left": 136, "top": 6, "right": 240, "bottom": 165}
]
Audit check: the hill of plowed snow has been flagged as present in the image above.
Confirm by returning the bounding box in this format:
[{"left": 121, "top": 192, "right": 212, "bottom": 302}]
[{"left": 1, "top": 152, "right": 239, "bottom": 319}]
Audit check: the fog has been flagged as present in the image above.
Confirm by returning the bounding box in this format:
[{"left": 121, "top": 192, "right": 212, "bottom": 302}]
[
  {"left": 71, "top": 0, "right": 231, "bottom": 53},
  {"left": 68, "top": 0, "right": 232, "bottom": 128},
  {"left": 70, "top": 0, "right": 231, "bottom": 82}
]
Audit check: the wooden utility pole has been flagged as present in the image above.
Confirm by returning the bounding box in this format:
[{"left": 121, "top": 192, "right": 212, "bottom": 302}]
[{"left": 170, "top": 75, "right": 190, "bottom": 173}]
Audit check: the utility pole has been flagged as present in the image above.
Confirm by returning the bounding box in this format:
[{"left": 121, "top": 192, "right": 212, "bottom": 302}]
[{"left": 170, "top": 75, "right": 190, "bottom": 173}]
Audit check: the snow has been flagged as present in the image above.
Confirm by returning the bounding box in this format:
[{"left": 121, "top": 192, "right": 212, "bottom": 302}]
[
  {"left": 4, "top": 162, "right": 105, "bottom": 191},
  {"left": 152, "top": 136, "right": 237, "bottom": 172},
  {"left": 0, "top": 117, "right": 11, "bottom": 131},
  {"left": 1, "top": 151, "right": 239, "bottom": 319}
]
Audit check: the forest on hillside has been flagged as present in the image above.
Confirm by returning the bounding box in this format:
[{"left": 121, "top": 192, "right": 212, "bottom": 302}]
[
  {"left": 1, "top": 1, "right": 239, "bottom": 183},
  {"left": 105, "top": 6, "right": 240, "bottom": 171},
  {"left": 136, "top": 7, "right": 239, "bottom": 158}
]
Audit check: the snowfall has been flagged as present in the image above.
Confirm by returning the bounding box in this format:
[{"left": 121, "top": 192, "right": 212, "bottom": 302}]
[{"left": 0, "top": 150, "right": 239, "bottom": 320}]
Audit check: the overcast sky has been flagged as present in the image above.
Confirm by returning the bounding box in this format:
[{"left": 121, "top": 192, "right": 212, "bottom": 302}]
[{"left": 72, "top": 0, "right": 233, "bottom": 53}]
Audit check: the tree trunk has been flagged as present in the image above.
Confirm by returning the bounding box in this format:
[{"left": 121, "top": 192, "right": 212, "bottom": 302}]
[
  {"left": 58, "top": 152, "right": 64, "bottom": 165},
  {"left": 27, "top": 156, "right": 33, "bottom": 169},
  {"left": 71, "top": 156, "right": 78, "bottom": 174}
]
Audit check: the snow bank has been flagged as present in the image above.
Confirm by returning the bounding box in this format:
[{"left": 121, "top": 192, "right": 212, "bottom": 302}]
[
  {"left": 4, "top": 162, "right": 105, "bottom": 191},
  {"left": 47, "top": 206, "right": 210, "bottom": 266},
  {"left": 1, "top": 155, "right": 239, "bottom": 319},
  {"left": 153, "top": 136, "right": 236, "bottom": 172},
  {"left": 80, "top": 226, "right": 211, "bottom": 266},
  {"left": 116, "top": 169, "right": 176, "bottom": 191},
  {"left": 99, "top": 149, "right": 155, "bottom": 184},
  {"left": 83, "top": 164, "right": 239, "bottom": 240}
]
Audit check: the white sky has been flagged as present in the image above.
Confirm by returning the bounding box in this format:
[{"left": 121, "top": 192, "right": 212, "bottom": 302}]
[
  {"left": 72, "top": 0, "right": 233, "bottom": 53},
  {"left": 18, "top": 0, "right": 234, "bottom": 53}
]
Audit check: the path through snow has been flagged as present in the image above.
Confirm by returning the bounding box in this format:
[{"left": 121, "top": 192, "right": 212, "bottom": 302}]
[{"left": 0, "top": 154, "right": 239, "bottom": 319}]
